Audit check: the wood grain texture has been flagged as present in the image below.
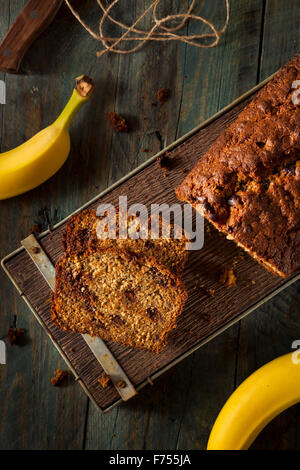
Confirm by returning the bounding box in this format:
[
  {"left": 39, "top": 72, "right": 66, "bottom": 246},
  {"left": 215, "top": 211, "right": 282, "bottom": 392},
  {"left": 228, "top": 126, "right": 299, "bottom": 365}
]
[{"left": 0, "top": 0, "right": 299, "bottom": 450}]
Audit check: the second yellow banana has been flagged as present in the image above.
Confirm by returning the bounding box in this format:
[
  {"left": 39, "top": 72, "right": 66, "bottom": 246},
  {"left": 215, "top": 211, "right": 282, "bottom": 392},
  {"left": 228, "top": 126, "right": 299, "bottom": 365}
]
[{"left": 207, "top": 352, "right": 300, "bottom": 450}]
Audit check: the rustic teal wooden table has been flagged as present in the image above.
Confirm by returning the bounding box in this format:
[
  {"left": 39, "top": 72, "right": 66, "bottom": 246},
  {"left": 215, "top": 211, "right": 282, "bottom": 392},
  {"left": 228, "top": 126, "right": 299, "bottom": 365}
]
[{"left": 0, "top": 0, "right": 299, "bottom": 450}]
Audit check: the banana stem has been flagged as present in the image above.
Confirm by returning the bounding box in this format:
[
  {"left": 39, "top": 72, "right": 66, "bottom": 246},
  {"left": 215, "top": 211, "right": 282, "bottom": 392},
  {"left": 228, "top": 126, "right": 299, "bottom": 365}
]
[
  {"left": 54, "top": 89, "right": 89, "bottom": 130},
  {"left": 54, "top": 76, "right": 95, "bottom": 130}
]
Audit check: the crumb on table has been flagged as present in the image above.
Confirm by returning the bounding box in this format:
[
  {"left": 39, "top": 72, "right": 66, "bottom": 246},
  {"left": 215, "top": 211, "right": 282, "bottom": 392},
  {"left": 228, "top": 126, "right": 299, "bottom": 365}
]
[
  {"left": 30, "top": 224, "right": 42, "bottom": 234},
  {"left": 98, "top": 372, "right": 111, "bottom": 388},
  {"left": 219, "top": 267, "right": 237, "bottom": 288},
  {"left": 157, "top": 154, "right": 171, "bottom": 171},
  {"left": 7, "top": 327, "right": 25, "bottom": 346},
  {"left": 107, "top": 112, "right": 129, "bottom": 132},
  {"left": 51, "top": 369, "right": 68, "bottom": 386},
  {"left": 157, "top": 88, "right": 170, "bottom": 104}
]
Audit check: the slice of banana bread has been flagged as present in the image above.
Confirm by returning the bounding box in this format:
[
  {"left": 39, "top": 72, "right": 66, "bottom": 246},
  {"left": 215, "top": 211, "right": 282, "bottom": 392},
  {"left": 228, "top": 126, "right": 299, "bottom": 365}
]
[
  {"left": 51, "top": 247, "right": 188, "bottom": 353},
  {"left": 176, "top": 54, "right": 300, "bottom": 277},
  {"left": 62, "top": 208, "right": 189, "bottom": 275}
]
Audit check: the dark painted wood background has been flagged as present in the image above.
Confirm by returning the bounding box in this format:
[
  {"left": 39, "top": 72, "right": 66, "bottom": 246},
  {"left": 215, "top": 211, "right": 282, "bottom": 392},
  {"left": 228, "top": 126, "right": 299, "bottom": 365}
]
[{"left": 0, "top": 0, "right": 299, "bottom": 450}]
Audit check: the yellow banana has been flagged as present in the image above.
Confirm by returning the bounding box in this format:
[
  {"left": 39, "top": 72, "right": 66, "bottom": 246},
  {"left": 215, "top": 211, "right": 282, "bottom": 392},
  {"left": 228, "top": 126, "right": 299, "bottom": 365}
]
[
  {"left": 0, "top": 75, "right": 95, "bottom": 200},
  {"left": 207, "top": 352, "right": 300, "bottom": 450}
]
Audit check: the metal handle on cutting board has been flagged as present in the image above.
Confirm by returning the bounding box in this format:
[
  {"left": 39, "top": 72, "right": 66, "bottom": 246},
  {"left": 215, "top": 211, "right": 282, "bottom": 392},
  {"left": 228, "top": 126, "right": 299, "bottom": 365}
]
[{"left": 0, "top": 0, "right": 63, "bottom": 74}]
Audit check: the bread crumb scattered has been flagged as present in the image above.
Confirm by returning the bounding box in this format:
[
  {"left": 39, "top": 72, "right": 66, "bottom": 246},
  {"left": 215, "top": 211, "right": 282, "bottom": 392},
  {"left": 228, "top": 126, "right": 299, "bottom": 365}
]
[
  {"left": 219, "top": 267, "right": 237, "bottom": 288},
  {"left": 30, "top": 224, "right": 42, "bottom": 234},
  {"left": 157, "top": 88, "right": 170, "bottom": 104},
  {"left": 7, "top": 327, "right": 25, "bottom": 346},
  {"left": 107, "top": 112, "right": 129, "bottom": 132},
  {"left": 51, "top": 369, "right": 67, "bottom": 386},
  {"left": 157, "top": 154, "right": 171, "bottom": 173},
  {"left": 98, "top": 372, "right": 111, "bottom": 389}
]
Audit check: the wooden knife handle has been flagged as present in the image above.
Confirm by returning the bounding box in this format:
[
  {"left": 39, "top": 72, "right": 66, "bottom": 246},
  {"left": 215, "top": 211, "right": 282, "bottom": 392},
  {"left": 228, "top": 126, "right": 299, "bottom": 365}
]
[{"left": 0, "top": 0, "right": 63, "bottom": 74}]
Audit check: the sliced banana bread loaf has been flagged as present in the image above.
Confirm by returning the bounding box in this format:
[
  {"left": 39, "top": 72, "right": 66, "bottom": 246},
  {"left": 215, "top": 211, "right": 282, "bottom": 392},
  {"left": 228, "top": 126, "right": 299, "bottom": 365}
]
[
  {"left": 51, "top": 247, "right": 188, "bottom": 353},
  {"left": 176, "top": 54, "right": 300, "bottom": 277}
]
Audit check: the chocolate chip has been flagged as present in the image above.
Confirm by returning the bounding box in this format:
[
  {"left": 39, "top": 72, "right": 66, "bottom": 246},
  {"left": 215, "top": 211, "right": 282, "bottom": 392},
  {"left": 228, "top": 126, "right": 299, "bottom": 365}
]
[
  {"left": 256, "top": 141, "right": 265, "bottom": 149},
  {"left": 112, "top": 315, "right": 126, "bottom": 326},
  {"left": 203, "top": 201, "right": 216, "bottom": 217},
  {"left": 150, "top": 267, "right": 160, "bottom": 276},
  {"left": 146, "top": 307, "right": 159, "bottom": 319},
  {"left": 149, "top": 267, "right": 169, "bottom": 287},
  {"left": 189, "top": 195, "right": 198, "bottom": 204},
  {"left": 123, "top": 289, "right": 136, "bottom": 301}
]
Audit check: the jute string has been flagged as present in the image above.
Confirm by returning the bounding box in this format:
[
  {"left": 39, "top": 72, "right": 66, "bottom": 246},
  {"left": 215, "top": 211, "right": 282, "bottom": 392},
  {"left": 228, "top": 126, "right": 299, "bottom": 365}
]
[{"left": 64, "top": 0, "right": 230, "bottom": 57}]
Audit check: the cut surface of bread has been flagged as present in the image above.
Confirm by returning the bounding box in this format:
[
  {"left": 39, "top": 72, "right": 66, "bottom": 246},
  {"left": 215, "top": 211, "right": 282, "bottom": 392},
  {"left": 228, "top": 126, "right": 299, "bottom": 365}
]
[
  {"left": 52, "top": 247, "right": 188, "bottom": 353},
  {"left": 62, "top": 208, "right": 189, "bottom": 275}
]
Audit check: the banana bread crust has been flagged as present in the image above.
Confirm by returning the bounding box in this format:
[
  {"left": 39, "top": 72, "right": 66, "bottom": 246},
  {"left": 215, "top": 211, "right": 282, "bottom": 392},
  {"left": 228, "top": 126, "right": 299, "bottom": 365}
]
[{"left": 176, "top": 54, "right": 300, "bottom": 277}]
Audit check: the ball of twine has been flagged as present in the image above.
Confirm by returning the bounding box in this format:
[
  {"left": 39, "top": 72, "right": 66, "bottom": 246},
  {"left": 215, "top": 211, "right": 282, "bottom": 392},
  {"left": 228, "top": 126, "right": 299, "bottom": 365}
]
[{"left": 64, "top": 0, "right": 230, "bottom": 57}]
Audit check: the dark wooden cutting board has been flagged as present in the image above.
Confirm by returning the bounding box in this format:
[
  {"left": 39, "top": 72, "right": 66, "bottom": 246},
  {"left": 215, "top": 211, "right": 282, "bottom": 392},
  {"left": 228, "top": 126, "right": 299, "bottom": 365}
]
[{"left": 2, "top": 79, "right": 299, "bottom": 412}]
